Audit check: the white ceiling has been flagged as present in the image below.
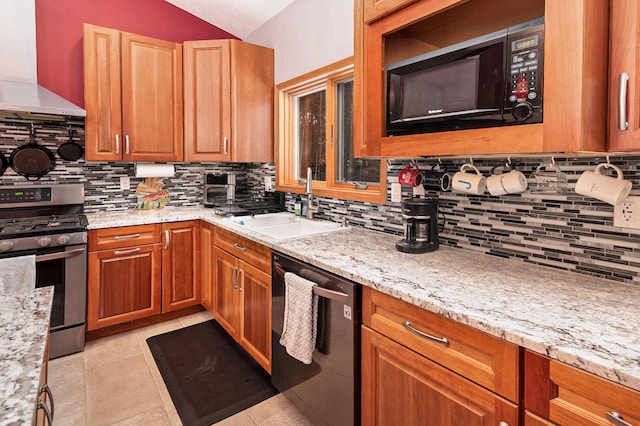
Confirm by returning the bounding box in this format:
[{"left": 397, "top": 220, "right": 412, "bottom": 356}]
[{"left": 164, "top": 0, "right": 295, "bottom": 39}]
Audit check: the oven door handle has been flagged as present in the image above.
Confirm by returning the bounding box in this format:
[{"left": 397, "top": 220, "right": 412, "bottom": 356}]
[{"left": 35, "top": 248, "right": 86, "bottom": 263}]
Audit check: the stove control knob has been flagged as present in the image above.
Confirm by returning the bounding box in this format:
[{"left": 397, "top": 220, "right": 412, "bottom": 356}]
[
  {"left": 57, "top": 235, "right": 71, "bottom": 245},
  {"left": 0, "top": 241, "right": 14, "bottom": 252},
  {"left": 37, "top": 237, "right": 52, "bottom": 248}
]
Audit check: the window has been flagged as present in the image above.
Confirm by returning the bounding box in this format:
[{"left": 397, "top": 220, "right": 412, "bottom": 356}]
[{"left": 276, "top": 57, "right": 387, "bottom": 204}]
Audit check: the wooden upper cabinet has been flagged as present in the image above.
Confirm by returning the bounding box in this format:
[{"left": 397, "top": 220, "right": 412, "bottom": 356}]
[
  {"left": 609, "top": 0, "right": 640, "bottom": 151},
  {"left": 183, "top": 39, "right": 274, "bottom": 162},
  {"left": 84, "top": 23, "right": 183, "bottom": 162},
  {"left": 363, "top": 0, "right": 418, "bottom": 23},
  {"left": 354, "top": 0, "right": 609, "bottom": 157},
  {"left": 83, "top": 24, "right": 122, "bottom": 161}
]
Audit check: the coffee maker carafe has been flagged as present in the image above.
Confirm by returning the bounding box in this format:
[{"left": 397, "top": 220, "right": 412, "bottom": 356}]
[{"left": 396, "top": 197, "right": 439, "bottom": 254}]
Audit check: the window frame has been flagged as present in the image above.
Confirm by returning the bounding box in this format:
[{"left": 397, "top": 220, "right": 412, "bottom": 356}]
[{"left": 275, "top": 57, "right": 387, "bottom": 204}]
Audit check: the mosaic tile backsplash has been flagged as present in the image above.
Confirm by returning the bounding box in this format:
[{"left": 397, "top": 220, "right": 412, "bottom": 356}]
[{"left": 1, "top": 120, "right": 639, "bottom": 286}]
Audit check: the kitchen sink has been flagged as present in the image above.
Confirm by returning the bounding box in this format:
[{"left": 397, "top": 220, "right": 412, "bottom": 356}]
[
  {"left": 229, "top": 212, "right": 299, "bottom": 228},
  {"left": 225, "top": 212, "right": 347, "bottom": 240}
]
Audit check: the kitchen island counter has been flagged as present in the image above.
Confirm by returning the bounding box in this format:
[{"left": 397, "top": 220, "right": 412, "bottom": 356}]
[
  {"left": 87, "top": 208, "right": 640, "bottom": 393},
  {"left": 0, "top": 287, "right": 53, "bottom": 425}
]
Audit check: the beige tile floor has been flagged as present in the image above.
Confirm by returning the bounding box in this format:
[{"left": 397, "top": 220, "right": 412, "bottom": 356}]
[{"left": 48, "top": 311, "right": 313, "bottom": 425}]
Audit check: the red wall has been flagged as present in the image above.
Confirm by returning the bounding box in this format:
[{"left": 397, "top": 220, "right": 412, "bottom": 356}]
[{"left": 35, "top": 0, "right": 237, "bottom": 108}]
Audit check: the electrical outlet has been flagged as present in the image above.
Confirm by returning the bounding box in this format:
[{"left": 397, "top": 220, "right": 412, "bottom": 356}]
[
  {"left": 120, "top": 176, "right": 130, "bottom": 191},
  {"left": 614, "top": 196, "right": 640, "bottom": 228},
  {"left": 413, "top": 184, "right": 426, "bottom": 197},
  {"left": 391, "top": 182, "right": 402, "bottom": 203}
]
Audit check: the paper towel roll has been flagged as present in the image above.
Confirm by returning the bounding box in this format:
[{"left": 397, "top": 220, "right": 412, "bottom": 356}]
[{"left": 134, "top": 163, "right": 175, "bottom": 178}]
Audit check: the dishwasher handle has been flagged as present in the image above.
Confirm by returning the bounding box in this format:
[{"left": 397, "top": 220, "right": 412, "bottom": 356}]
[{"left": 274, "top": 261, "right": 349, "bottom": 303}]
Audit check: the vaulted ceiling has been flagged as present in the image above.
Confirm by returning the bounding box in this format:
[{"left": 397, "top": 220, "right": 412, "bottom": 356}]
[{"left": 164, "top": 0, "right": 295, "bottom": 39}]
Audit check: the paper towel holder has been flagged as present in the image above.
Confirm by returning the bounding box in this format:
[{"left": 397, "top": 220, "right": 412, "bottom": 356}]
[{"left": 134, "top": 163, "right": 175, "bottom": 178}]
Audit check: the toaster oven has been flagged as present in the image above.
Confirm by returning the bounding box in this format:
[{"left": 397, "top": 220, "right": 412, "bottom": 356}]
[{"left": 203, "top": 172, "right": 236, "bottom": 207}]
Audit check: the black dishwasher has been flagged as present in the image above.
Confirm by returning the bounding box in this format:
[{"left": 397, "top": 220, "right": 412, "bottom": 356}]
[{"left": 272, "top": 252, "right": 361, "bottom": 425}]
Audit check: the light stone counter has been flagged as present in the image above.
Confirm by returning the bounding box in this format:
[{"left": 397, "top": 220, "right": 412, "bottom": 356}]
[
  {"left": 86, "top": 207, "right": 640, "bottom": 393},
  {"left": 0, "top": 287, "right": 53, "bottom": 426}
]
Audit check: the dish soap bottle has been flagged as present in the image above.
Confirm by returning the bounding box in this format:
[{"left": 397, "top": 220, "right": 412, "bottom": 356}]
[{"left": 294, "top": 195, "right": 302, "bottom": 216}]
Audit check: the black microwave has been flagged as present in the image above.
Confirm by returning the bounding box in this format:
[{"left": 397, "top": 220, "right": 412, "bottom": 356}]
[{"left": 386, "top": 17, "right": 544, "bottom": 136}]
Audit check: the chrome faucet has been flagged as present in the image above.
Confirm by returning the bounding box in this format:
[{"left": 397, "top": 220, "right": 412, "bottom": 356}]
[{"left": 305, "top": 167, "right": 319, "bottom": 219}]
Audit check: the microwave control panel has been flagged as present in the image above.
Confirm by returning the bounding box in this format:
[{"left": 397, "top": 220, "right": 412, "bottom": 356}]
[{"left": 505, "top": 22, "right": 544, "bottom": 123}]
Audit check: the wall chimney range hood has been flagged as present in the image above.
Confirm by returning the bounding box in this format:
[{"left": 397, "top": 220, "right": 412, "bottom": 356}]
[{"left": 0, "top": 80, "right": 86, "bottom": 120}]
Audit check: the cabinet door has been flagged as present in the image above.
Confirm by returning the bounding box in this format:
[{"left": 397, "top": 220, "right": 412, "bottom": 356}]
[
  {"left": 363, "top": 0, "right": 418, "bottom": 23},
  {"left": 121, "top": 31, "right": 183, "bottom": 162},
  {"left": 183, "top": 40, "right": 274, "bottom": 163},
  {"left": 87, "top": 244, "right": 162, "bottom": 330},
  {"left": 229, "top": 40, "right": 274, "bottom": 163},
  {"left": 609, "top": 0, "right": 640, "bottom": 151},
  {"left": 361, "top": 326, "right": 518, "bottom": 425},
  {"left": 200, "top": 221, "right": 215, "bottom": 313},
  {"left": 548, "top": 361, "right": 640, "bottom": 426},
  {"left": 83, "top": 23, "right": 122, "bottom": 162},
  {"left": 214, "top": 247, "right": 240, "bottom": 337},
  {"left": 238, "top": 260, "right": 272, "bottom": 373},
  {"left": 183, "top": 40, "right": 232, "bottom": 162},
  {"left": 162, "top": 221, "right": 200, "bottom": 312}
]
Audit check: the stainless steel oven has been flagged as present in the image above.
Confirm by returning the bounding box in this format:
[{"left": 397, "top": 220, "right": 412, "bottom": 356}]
[{"left": 0, "top": 184, "right": 87, "bottom": 359}]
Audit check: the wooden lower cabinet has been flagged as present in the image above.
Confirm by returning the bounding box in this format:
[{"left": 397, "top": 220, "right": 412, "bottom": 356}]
[
  {"left": 213, "top": 246, "right": 272, "bottom": 372},
  {"left": 200, "top": 221, "right": 215, "bottom": 313},
  {"left": 88, "top": 222, "right": 199, "bottom": 331},
  {"left": 161, "top": 221, "right": 200, "bottom": 312},
  {"left": 213, "top": 228, "right": 272, "bottom": 373},
  {"left": 35, "top": 335, "right": 52, "bottom": 426},
  {"left": 524, "top": 350, "right": 640, "bottom": 426},
  {"left": 361, "top": 326, "right": 518, "bottom": 425},
  {"left": 88, "top": 242, "right": 162, "bottom": 330},
  {"left": 361, "top": 287, "right": 520, "bottom": 424}
]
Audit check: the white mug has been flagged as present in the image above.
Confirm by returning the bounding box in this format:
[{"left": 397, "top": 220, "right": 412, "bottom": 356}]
[
  {"left": 575, "top": 163, "right": 632, "bottom": 206},
  {"left": 487, "top": 168, "right": 528, "bottom": 196},
  {"left": 452, "top": 164, "right": 486, "bottom": 195}
]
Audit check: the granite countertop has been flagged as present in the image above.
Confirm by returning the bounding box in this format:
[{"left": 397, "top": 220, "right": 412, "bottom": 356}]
[
  {"left": 86, "top": 207, "right": 640, "bottom": 393},
  {"left": 0, "top": 287, "right": 53, "bottom": 426}
]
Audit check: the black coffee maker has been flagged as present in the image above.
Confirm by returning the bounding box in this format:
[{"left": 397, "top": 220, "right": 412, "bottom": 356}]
[{"left": 396, "top": 197, "right": 439, "bottom": 254}]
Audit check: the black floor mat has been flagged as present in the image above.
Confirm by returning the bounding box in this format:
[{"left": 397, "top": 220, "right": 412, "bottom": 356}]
[{"left": 146, "top": 319, "right": 278, "bottom": 426}]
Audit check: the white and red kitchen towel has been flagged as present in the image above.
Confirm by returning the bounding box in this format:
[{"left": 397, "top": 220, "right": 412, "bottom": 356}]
[{"left": 279, "top": 271, "right": 319, "bottom": 364}]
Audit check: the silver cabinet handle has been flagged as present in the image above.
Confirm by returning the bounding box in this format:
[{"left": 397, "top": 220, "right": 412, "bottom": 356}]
[
  {"left": 114, "top": 247, "right": 141, "bottom": 256},
  {"left": 402, "top": 321, "right": 449, "bottom": 346},
  {"left": 231, "top": 266, "right": 238, "bottom": 290},
  {"left": 114, "top": 233, "right": 140, "bottom": 240},
  {"left": 223, "top": 136, "right": 228, "bottom": 155},
  {"left": 237, "top": 268, "right": 243, "bottom": 291},
  {"left": 125, "top": 135, "right": 130, "bottom": 155},
  {"left": 115, "top": 134, "right": 120, "bottom": 154},
  {"left": 619, "top": 72, "right": 630, "bottom": 131},
  {"left": 37, "top": 401, "right": 53, "bottom": 426},
  {"left": 607, "top": 411, "right": 634, "bottom": 426},
  {"left": 233, "top": 243, "right": 247, "bottom": 252},
  {"left": 164, "top": 230, "right": 170, "bottom": 250},
  {"left": 40, "top": 384, "right": 55, "bottom": 418}
]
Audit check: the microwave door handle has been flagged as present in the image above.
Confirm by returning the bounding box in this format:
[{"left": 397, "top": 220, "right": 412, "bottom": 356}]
[{"left": 36, "top": 247, "right": 86, "bottom": 262}]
